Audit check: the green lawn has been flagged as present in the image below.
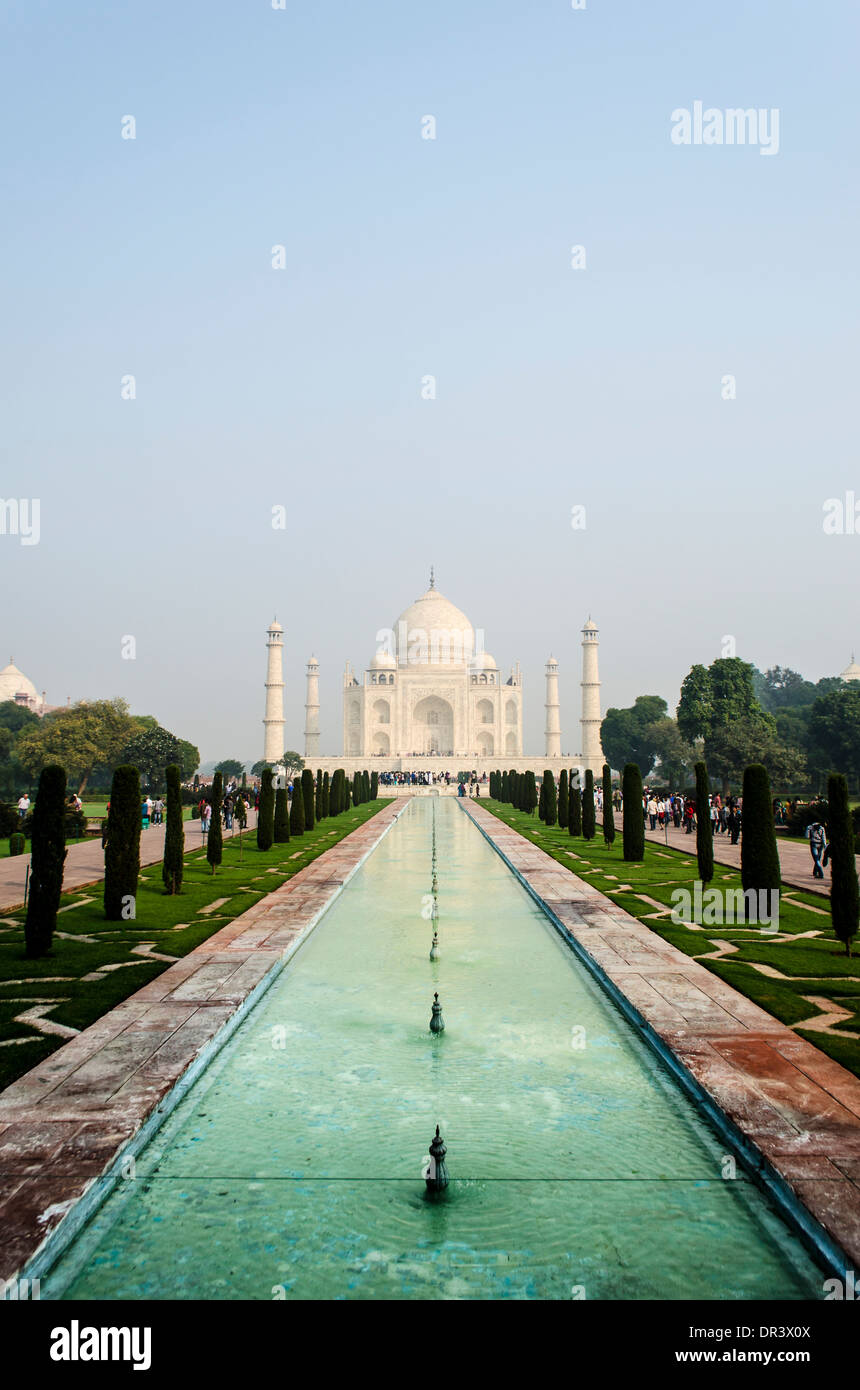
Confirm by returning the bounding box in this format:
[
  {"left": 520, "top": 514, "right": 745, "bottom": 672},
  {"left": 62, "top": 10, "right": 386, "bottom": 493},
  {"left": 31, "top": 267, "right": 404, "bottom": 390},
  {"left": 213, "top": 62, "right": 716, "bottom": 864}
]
[
  {"left": 481, "top": 800, "right": 860, "bottom": 1080},
  {"left": 0, "top": 800, "right": 391, "bottom": 1092}
]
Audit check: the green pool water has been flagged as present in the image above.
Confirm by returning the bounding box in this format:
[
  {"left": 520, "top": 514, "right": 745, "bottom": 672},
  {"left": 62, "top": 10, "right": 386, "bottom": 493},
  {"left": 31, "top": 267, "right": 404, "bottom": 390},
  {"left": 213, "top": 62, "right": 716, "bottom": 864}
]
[{"left": 48, "top": 798, "right": 824, "bottom": 1300}]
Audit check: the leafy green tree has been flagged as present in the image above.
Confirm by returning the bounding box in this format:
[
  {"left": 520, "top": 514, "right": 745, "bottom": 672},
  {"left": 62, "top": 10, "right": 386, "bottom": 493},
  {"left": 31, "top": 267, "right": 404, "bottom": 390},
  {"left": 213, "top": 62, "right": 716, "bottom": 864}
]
[
  {"left": 809, "top": 688, "right": 860, "bottom": 787},
  {"left": 251, "top": 760, "right": 272, "bottom": 778},
  {"left": 274, "top": 785, "right": 290, "bottom": 843},
  {"left": 740, "top": 764, "right": 781, "bottom": 920},
  {"left": 600, "top": 696, "right": 668, "bottom": 777},
  {"left": 602, "top": 764, "right": 615, "bottom": 845},
  {"left": 557, "top": 769, "right": 569, "bottom": 829},
  {"left": 622, "top": 763, "right": 644, "bottom": 861},
  {"left": 827, "top": 773, "right": 859, "bottom": 956},
  {"left": 569, "top": 786, "right": 582, "bottom": 836},
  {"left": 678, "top": 658, "right": 777, "bottom": 794},
  {"left": 290, "top": 775, "right": 306, "bottom": 834},
  {"left": 162, "top": 764, "right": 184, "bottom": 894},
  {"left": 645, "top": 718, "right": 699, "bottom": 788},
  {"left": 677, "top": 665, "right": 715, "bottom": 744},
  {"left": 16, "top": 698, "right": 136, "bottom": 795},
  {"left": 214, "top": 759, "right": 244, "bottom": 780},
  {"left": 207, "top": 771, "right": 223, "bottom": 873},
  {"left": 582, "top": 769, "right": 595, "bottom": 840},
  {"left": 104, "top": 765, "right": 141, "bottom": 921},
  {"left": 282, "top": 751, "right": 305, "bottom": 781},
  {"left": 0, "top": 700, "right": 39, "bottom": 734},
  {"left": 706, "top": 717, "right": 805, "bottom": 794},
  {"left": 177, "top": 739, "right": 200, "bottom": 780},
  {"left": 694, "top": 761, "right": 713, "bottom": 885},
  {"left": 24, "top": 764, "right": 67, "bottom": 956},
  {"left": 257, "top": 768, "right": 275, "bottom": 850},
  {"left": 119, "top": 724, "right": 185, "bottom": 793}
]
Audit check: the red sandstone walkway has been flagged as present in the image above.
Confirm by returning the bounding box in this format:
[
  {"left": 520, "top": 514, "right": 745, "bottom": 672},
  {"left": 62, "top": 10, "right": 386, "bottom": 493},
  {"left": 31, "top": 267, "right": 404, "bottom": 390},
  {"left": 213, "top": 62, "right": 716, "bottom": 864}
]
[
  {"left": 0, "top": 797, "right": 403, "bottom": 1285},
  {"left": 466, "top": 801, "right": 860, "bottom": 1274},
  {"left": 0, "top": 811, "right": 258, "bottom": 913}
]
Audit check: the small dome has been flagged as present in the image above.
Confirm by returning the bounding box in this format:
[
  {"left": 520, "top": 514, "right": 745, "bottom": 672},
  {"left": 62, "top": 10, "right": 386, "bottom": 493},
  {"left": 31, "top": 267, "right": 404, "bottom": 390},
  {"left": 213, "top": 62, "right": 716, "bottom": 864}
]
[
  {"left": 0, "top": 662, "right": 38, "bottom": 705},
  {"left": 268, "top": 619, "right": 283, "bottom": 633},
  {"left": 470, "top": 651, "right": 497, "bottom": 670},
  {"left": 370, "top": 650, "right": 397, "bottom": 670},
  {"left": 582, "top": 618, "right": 598, "bottom": 633}
]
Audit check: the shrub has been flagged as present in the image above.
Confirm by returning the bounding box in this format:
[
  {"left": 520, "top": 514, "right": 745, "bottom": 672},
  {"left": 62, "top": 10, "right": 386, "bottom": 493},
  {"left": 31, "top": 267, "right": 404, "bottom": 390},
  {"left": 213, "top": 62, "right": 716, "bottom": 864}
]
[
  {"left": 191, "top": 803, "right": 200, "bottom": 819},
  {"left": 740, "top": 764, "right": 781, "bottom": 920},
  {"left": 25, "top": 764, "right": 67, "bottom": 957},
  {"left": 257, "top": 768, "right": 275, "bottom": 850},
  {"left": 602, "top": 764, "right": 615, "bottom": 845},
  {"left": 207, "top": 771, "right": 223, "bottom": 873},
  {"left": 558, "top": 769, "right": 569, "bottom": 829},
  {"left": 622, "top": 763, "right": 644, "bottom": 861},
  {"left": 302, "top": 769, "right": 315, "bottom": 828},
  {"left": 828, "top": 773, "right": 858, "bottom": 956},
  {"left": 103, "top": 765, "right": 140, "bottom": 922},
  {"left": 290, "top": 775, "right": 306, "bottom": 835},
  {"left": 695, "top": 761, "right": 713, "bottom": 885},
  {"left": 274, "top": 785, "right": 290, "bottom": 843},
  {"left": 9, "top": 832, "right": 25, "bottom": 855},
  {"left": 0, "top": 803, "right": 20, "bottom": 837},
  {"left": 582, "top": 770, "right": 595, "bottom": 840},
  {"left": 162, "top": 764, "right": 184, "bottom": 894}
]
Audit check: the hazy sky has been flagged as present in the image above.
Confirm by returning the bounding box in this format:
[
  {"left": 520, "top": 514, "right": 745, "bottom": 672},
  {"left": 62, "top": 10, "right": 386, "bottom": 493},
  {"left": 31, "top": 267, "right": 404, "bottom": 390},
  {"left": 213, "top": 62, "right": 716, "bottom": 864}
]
[{"left": 3, "top": 1, "right": 858, "bottom": 764}]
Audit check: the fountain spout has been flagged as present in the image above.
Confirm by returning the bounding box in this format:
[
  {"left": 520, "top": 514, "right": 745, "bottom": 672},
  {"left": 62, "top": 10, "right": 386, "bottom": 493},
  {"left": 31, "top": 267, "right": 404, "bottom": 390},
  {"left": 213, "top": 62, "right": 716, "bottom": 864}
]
[
  {"left": 429, "top": 992, "right": 445, "bottom": 1033},
  {"left": 425, "top": 1125, "right": 449, "bottom": 1194}
]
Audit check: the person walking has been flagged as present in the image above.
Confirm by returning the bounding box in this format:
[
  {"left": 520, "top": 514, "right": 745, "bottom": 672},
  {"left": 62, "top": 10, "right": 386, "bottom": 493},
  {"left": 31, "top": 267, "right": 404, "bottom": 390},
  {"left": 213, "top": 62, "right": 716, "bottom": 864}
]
[
  {"left": 807, "top": 821, "right": 827, "bottom": 880},
  {"left": 647, "top": 796, "right": 657, "bottom": 831},
  {"left": 200, "top": 801, "right": 211, "bottom": 839}
]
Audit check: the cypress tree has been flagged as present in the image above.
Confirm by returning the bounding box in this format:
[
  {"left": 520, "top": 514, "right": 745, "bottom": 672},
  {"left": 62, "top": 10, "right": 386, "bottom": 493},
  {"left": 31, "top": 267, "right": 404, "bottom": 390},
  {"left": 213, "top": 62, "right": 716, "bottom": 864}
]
[
  {"left": 569, "top": 786, "right": 582, "bottom": 836},
  {"left": 362, "top": 769, "right": 370, "bottom": 803},
  {"left": 501, "top": 770, "right": 509, "bottom": 802},
  {"left": 274, "top": 786, "right": 291, "bottom": 843},
  {"left": 207, "top": 771, "right": 223, "bottom": 873},
  {"left": 695, "top": 761, "right": 714, "bottom": 885},
  {"left": 162, "top": 763, "right": 184, "bottom": 895},
  {"left": 538, "top": 778, "right": 546, "bottom": 820},
  {"left": 622, "top": 763, "right": 644, "bottom": 862},
  {"left": 351, "top": 770, "right": 361, "bottom": 807},
  {"left": 582, "top": 769, "right": 595, "bottom": 840},
  {"left": 740, "top": 764, "right": 781, "bottom": 922},
  {"left": 510, "top": 771, "right": 519, "bottom": 809},
  {"left": 104, "top": 764, "right": 141, "bottom": 920},
  {"left": 828, "top": 772, "right": 859, "bottom": 956},
  {"left": 302, "top": 768, "right": 315, "bottom": 829},
  {"left": 543, "top": 771, "right": 557, "bottom": 827},
  {"left": 315, "top": 769, "right": 323, "bottom": 820},
  {"left": 558, "top": 769, "right": 569, "bottom": 829},
  {"left": 290, "top": 775, "right": 306, "bottom": 835},
  {"left": 370, "top": 770, "right": 378, "bottom": 801},
  {"left": 257, "top": 767, "right": 275, "bottom": 850},
  {"left": 524, "top": 769, "right": 537, "bottom": 814},
  {"left": 344, "top": 776, "right": 351, "bottom": 809},
  {"left": 335, "top": 768, "right": 346, "bottom": 813},
  {"left": 602, "top": 764, "right": 615, "bottom": 846},
  {"left": 24, "top": 763, "right": 67, "bottom": 956},
  {"left": 330, "top": 770, "right": 340, "bottom": 815},
  {"left": 323, "top": 770, "right": 331, "bottom": 816}
]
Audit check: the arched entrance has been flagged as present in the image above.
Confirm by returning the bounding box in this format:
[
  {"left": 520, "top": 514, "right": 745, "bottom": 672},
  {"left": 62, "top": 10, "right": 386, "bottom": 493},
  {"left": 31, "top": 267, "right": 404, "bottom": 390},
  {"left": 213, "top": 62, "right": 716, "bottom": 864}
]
[{"left": 412, "top": 695, "right": 454, "bottom": 756}]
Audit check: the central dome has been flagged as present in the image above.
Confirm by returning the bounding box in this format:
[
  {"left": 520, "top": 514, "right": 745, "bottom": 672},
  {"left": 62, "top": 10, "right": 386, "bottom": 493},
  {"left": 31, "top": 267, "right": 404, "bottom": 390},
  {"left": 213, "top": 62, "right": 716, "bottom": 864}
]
[
  {"left": 0, "top": 661, "right": 38, "bottom": 705},
  {"left": 393, "top": 586, "right": 475, "bottom": 667}
]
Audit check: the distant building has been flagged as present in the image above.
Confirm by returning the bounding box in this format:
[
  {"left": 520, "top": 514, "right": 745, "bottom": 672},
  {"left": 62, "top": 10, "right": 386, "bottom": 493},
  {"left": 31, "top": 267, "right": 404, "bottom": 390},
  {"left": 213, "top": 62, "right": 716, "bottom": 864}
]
[
  {"left": 840, "top": 656, "right": 860, "bottom": 683},
  {"left": 0, "top": 660, "right": 53, "bottom": 716}
]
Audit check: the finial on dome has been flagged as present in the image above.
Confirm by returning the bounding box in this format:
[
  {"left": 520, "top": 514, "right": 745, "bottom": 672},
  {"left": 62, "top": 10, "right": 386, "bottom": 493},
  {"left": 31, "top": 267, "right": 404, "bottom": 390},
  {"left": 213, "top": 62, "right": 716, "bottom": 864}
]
[{"left": 429, "top": 565, "right": 435, "bottom": 590}]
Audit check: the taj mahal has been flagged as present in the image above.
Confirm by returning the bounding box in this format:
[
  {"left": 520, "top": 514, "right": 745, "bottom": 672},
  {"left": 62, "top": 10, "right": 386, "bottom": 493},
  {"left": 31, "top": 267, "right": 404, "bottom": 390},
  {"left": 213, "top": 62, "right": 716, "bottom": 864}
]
[{"left": 262, "top": 574, "right": 606, "bottom": 780}]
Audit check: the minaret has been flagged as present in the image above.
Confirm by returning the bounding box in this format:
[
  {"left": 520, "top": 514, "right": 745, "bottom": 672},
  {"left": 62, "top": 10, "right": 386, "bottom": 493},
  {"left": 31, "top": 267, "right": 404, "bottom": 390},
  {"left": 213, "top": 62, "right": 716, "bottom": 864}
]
[
  {"left": 263, "top": 619, "right": 285, "bottom": 764},
  {"left": 580, "top": 618, "right": 604, "bottom": 771},
  {"left": 304, "top": 656, "right": 320, "bottom": 757},
  {"left": 544, "top": 657, "right": 561, "bottom": 759}
]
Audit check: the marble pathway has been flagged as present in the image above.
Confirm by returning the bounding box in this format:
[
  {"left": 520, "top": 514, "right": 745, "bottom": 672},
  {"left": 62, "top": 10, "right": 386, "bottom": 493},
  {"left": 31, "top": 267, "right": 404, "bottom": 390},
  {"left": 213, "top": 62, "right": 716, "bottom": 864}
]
[
  {"left": 0, "top": 798, "right": 402, "bottom": 1284},
  {"left": 466, "top": 801, "right": 860, "bottom": 1274}
]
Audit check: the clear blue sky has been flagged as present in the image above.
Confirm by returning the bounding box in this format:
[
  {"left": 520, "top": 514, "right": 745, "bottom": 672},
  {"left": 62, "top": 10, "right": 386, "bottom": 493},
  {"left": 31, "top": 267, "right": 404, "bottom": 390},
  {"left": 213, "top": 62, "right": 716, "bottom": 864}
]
[{"left": 2, "top": 0, "right": 858, "bottom": 763}]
